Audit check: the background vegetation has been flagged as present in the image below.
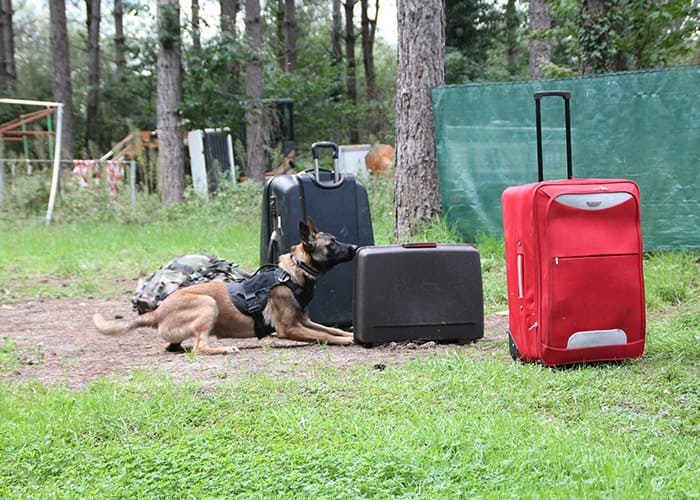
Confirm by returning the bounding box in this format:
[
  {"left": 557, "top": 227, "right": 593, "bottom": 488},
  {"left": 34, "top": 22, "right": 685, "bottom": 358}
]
[
  {"left": 1, "top": 0, "right": 698, "bottom": 162},
  {"left": 1, "top": 180, "right": 699, "bottom": 497}
]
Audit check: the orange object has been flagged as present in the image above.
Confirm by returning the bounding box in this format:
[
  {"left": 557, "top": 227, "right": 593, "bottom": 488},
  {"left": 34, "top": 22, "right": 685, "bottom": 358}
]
[{"left": 364, "top": 143, "right": 395, "bottom": 176}]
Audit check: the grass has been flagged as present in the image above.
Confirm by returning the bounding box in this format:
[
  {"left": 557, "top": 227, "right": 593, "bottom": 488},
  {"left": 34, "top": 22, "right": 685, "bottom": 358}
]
[
  {"left": 0, "top": 355, "right": 698, "bottom": 497},
  {"left": 1, "top": 177, "right": 699, "bottom": 497}
]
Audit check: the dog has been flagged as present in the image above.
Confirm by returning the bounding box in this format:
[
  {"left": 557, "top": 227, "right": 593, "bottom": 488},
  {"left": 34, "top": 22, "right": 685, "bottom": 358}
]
[{"left": 93, "top": 218, "right": 357, "bottom": 354}]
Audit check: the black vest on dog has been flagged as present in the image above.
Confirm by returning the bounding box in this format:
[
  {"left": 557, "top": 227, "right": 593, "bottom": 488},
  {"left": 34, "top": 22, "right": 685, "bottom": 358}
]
[{"left": 226, "top": 266, "right": 313, "bottom": 338}]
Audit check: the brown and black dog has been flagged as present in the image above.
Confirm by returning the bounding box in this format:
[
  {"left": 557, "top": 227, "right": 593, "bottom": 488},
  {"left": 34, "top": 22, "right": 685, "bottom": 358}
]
[{"left": 93, "top": 218, "right": 356, "bottom": 354}]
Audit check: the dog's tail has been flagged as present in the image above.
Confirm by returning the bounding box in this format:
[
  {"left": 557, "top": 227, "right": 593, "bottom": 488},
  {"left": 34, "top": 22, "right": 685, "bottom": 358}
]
[{"left": 93, "top": 312, "right": 158, "bottom": 336}]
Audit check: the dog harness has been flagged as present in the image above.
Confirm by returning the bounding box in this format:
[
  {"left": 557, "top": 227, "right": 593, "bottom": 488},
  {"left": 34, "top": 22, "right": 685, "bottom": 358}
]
[{"left": 226, "top": 266, "right": 314, "bottom": 338}]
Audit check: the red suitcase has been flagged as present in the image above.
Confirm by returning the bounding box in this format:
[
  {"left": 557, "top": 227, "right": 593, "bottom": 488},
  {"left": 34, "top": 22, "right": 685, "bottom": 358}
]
[{"left": 502, "top": 91, "right": 646, "bottom": 366}]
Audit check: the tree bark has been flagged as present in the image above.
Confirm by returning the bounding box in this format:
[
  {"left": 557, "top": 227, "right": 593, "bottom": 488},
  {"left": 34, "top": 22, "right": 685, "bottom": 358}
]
[
  {"left": 332, "top": 0, "right": 342, "bottom": 64},
  {"left": 394, "top": 0, "right": 444, "bottom": 240},
  {"left": 156, "top": 0, "right": 185, "bottom": 204},
  {"left": 505, "top": 0, "right": 520, "bottom": 76},
  {"left": 113, "top": 0, "right": 126, "bottom": 69},
  {"left": 344, "top": 0, "right": 359, "bottom": 143},
  {"left": 0, "top": 0, "right": 16, "bottom": 93},
  {"left": 245, "top": 0, "right": 265, "bottom": 181},
  {"left": 360, "top": 0, "right": 379, "bottom": 101},
  {"left": 49, "top": 0, "right": 74, "bottom": 158},
  {"left": 275, "top": 0, "right": 284, "bottom": 70},
  {"left": 86, "top": 0, "right": 101, "bottom": 156},
  {"left": 191, "top": 0, "right": 201, "bottom": 51},
  {"left": 528, "top": 0, "right": 551, "bottom": 79},
  {"left": 219, "top": 0, "right": 239, "bottom": 97},
  {"left": 282, "top": 0, "right": 296, "bottom": 72}
]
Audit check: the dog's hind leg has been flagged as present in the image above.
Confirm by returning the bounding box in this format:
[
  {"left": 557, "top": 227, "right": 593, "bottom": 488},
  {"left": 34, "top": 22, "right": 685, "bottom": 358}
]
[
  {"left": 157, "top": 293, "right": 236, "bottom": 355},
  {"left": 165, "top": 343, "right": 186, "bottom": 353}
]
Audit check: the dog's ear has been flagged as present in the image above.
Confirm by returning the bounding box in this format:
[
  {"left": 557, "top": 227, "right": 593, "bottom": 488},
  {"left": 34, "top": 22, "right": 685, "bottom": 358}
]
[
  {"left": 305, "top": 217, "right": 319, "bottom": 234},
  {"left": 298, "top": 219, "right": 314, "bottom": 245}
]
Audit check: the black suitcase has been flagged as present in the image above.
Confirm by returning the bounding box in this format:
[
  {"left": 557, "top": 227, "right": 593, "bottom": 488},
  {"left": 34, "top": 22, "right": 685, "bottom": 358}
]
[
  {"left": 260, "top": 141, "right": 374, "bottom": 326},
  {"left": 353, "top": 243, "right": 484, "bottom": 346}
]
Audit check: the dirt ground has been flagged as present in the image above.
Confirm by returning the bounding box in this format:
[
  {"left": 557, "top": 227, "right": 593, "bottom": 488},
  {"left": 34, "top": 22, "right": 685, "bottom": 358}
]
[{"left": 0, "top": 295, "right": 510, "bottom": 391}]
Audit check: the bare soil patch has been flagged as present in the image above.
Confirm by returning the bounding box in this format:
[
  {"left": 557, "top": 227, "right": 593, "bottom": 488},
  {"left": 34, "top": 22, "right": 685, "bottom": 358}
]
[{"left": 1, "top": 297, "right": 510, "bottom": 390}]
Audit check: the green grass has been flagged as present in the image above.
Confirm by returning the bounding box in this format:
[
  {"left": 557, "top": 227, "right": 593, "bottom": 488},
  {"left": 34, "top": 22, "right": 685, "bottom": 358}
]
[
  {"left": 1, "top": 178, "right": 699, "bottom": 497},
  {"left": 0, "top": 354, "right": 698, "bottom": 497},
  {"left": 1, "top": 217, "right": 262, "bottom": 301}
]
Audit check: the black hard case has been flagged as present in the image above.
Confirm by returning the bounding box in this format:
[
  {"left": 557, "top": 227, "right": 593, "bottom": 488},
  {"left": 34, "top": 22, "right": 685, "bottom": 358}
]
[
  {"left": 260, "top": 144, "right": 374, "bottom": 326},
  {"left": 353, "top": 244, "right": 484, "bottom": 346}
]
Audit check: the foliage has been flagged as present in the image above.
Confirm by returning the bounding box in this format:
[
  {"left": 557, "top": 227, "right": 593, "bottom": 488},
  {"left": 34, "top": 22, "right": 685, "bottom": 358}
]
[
  {"left": 445, "top": 0, "right": 503, "bottom": 83},
  {"left": 549, "top": 0, "right": 700, "bottom": 74},
  {"left": 6, "top": 0, "right": 697, "bottom": 178},
  {"left": 181, "top": 34, "right": 246, "bottom": 135},
  {"left": 0, "top": 168, "right": 53, "bottom": 217},
  {"left": 616, "top": 0, "right": 700, "bottom": 69}
]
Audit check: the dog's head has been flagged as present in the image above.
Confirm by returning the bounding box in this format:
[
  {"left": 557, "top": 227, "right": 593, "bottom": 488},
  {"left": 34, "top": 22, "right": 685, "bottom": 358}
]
[{"left": 297, "top": 217, "right": 357, "bottom": 274}]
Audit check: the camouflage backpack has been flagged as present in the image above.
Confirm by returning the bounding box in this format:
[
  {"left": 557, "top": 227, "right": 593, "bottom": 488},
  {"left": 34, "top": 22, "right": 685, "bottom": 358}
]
[{"left": 131, "top": 254, "right": 252, "bottom": 314}]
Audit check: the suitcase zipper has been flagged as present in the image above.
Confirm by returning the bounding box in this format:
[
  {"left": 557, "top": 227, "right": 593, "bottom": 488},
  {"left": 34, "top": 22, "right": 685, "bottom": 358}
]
[{"left": 554, "top": 252, "right": 638, "bottom": 263}]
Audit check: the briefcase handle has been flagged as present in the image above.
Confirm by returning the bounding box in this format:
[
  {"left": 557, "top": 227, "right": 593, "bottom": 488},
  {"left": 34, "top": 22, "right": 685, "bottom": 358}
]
[{"left": 534, "top": 91, "right": 573, "bottom": 181}]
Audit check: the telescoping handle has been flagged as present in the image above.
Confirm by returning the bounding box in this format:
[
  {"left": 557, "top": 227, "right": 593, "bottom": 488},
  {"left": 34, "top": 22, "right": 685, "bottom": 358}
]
[
  {"left": 534, "top": 91, "right": 572, "bottom": 182},
  {"left": 311, "top": 141, "right": 340, "bottom": 185}
]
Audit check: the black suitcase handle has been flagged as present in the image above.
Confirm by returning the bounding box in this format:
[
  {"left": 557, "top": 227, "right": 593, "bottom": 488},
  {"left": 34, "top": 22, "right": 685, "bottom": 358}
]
[
  {"left": 534, "top": 91, "right": 572, "bottom": 181},
  {"left": 311, "top": 141, "right": 339, "bottom": 160},
  {"left": 310, "top": 141, "right": 341, "bottom": 186}
]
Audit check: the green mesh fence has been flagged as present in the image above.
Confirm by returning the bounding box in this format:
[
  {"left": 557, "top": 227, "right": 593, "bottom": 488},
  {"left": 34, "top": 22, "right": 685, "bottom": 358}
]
[{"left": 432, "top": 66, "right": 700, "bottom": 250}]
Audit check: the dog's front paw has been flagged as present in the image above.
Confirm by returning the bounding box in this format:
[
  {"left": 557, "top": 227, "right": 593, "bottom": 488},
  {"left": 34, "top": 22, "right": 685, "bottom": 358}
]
[{"left": 231, "top": 345, "right": 241, "bottom": 354}]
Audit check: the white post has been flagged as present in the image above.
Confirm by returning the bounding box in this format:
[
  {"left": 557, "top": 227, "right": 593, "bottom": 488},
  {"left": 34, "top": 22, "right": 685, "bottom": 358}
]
[
  {"left": 130, "top": 159, "right": 137, "bottom": 208},
  {"left": 226, "top": 131, "right": 236, "bottom": 182},
  {"left": 45, "top": 103, "right": 64, "bottom": 225}
]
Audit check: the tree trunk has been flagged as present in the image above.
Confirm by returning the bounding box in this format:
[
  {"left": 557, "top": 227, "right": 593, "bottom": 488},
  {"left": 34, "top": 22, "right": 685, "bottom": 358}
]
[
  {"left": 275, "top": 0, "right": 284, "bottom": 70},
  {"left": 394, "top": 0, "right": 444, "bottom": 240},
  {"left": 579, "top": 0, "right": 616, "bottom": 74},
  {"left": 332, "top": 0, "right": 342, "bottom": 64},
  {"left": 49, "top": 0, "right": 74, "bottom": 158},
  {"left": 505, "top": 0, "right": 520, "bottom": 76},
  {"left": 191, "top": 0, "right": 201, "bottom": 51},
  {"left": 156, "top": 0, "right": 185, "bottom": 204},
  {"left": 0, "top": 0, "right": 16, "bottom": 93},
  {"left": 528, "top": 0, "right": 551, "bottom": 79},
  {"left": 86, "top": 0, "right": 100, "bottom": 156},
  {"left": 113, "top": 0, "right": 126, "bottom": 69},
  {"left": 344, "top": 0, "right": 359, "bottom": 143},
  {"left": 245, "top": 0, "right": 265, "bottom": 181},
  {"left": 360, "top": 0, "right": 379, "bottom": 101},
  {"left": 219, "top": 0, "right": 239, "bottom": 97},
  {"left": 282, "top": 0, "right": 296, "bottom": 72}
]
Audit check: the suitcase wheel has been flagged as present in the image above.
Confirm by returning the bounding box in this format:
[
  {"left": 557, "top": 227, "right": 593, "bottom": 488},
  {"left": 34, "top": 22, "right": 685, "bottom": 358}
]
[{"left": 508, "top": 331, "right": 520, "bottom": 361}]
